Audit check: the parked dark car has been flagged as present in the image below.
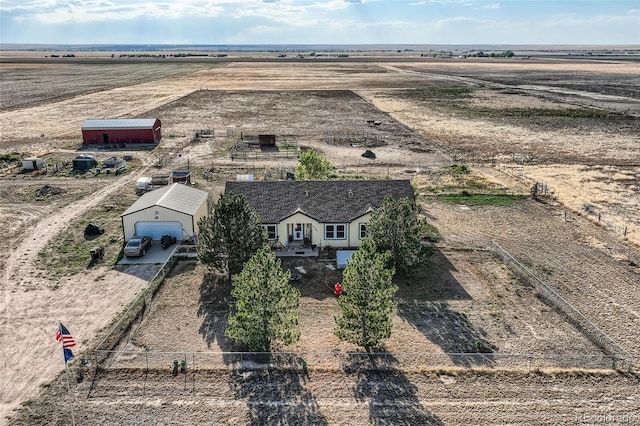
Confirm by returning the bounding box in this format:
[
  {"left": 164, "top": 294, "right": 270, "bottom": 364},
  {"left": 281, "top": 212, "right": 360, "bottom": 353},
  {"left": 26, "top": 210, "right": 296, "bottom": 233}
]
[
  {"left": 161, "top": 234, "right": 177, "bottom": 249},
  {"left": 124, "top": 236, "right": 153, "bottom": 257}
]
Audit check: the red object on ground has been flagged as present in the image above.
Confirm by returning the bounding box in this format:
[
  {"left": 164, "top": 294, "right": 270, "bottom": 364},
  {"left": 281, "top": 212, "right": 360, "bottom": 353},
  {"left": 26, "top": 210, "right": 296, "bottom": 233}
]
[{"left": 334, "top": 283, "right": 342, "bottom": 296}]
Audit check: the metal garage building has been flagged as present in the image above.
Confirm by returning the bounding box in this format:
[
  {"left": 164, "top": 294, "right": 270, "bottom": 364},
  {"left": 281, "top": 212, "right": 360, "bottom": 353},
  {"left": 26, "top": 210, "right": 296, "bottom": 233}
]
[
  {"left": 121, "top": 183, "right": 209, "bottom": 242},
  {"left": 81, "top": 118, "right": 162, "bottom": 145}
]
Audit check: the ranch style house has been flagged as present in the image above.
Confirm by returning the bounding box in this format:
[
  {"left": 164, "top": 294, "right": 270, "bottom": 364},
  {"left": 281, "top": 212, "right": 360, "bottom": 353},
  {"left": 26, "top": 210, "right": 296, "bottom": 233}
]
[{"left": 225, "top": 180, "right": 414, "bottom": 252}]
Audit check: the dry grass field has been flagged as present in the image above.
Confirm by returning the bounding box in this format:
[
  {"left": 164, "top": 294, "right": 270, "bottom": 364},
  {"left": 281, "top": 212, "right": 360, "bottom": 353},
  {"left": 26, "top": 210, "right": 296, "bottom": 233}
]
[{"left": 1, "top": 53, "right": 640, "bottom": 424}]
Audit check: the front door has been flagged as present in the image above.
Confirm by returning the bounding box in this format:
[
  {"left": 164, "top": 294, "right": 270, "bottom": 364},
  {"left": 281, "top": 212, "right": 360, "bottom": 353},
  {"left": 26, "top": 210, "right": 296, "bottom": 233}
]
[{"left": 293, "top": 223, "right": 304, "bottom": 240}]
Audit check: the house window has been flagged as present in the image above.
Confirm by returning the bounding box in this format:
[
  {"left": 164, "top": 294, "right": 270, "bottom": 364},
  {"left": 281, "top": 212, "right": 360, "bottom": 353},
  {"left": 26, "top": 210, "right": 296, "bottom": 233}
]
[
  {"left": 359, "top": 223, "right": 367, "bottom": 240},
  {"left": 325, "top": 224, "right": 346, "bottom": 240},
  {"left": 264, "top": 225, "right": 277, "bottom": 240}
]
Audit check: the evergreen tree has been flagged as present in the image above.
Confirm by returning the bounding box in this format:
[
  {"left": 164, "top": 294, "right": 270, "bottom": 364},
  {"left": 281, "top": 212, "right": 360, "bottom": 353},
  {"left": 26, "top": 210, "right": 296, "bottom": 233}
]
[
  {"left": 197, "top": 193, "right": 266, "bottom": 276},
  {"left": 334, "top": 239, "right": 397, "bottom": 352},
  {"left": 226, "top": 246, "right": 300, "bottom": 352},
  {"left": 295, "top": 149, "right": 334, "bottom": 180},
  {"left": 367, "top": 196, "right": 428, "bottom": 274}
]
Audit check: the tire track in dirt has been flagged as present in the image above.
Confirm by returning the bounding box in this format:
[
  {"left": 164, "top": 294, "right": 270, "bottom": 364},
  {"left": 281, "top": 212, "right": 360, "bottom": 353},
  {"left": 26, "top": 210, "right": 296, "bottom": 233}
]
[
  {"left": 0, "top": 154, "right": 155, "bottom": 419},
  {"left": 30, "top": 369, "right": 638, "bottom": 424},
  {"left": 377, "top": 63, "right": 640, "bottom": 116}
]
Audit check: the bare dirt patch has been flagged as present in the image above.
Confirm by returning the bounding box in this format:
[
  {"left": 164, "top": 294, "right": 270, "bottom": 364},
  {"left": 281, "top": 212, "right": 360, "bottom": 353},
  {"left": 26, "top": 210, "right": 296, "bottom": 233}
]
[
  {"left": 124, "top": 247, "right": 602, "bottom": 368},
  {"left": 12, "top": 367, "right": 640, "bottom": 425},
  {"left": 0, "top": 62, "right": 213, "bottom": 112},
  {"left": 422, "top": 198, "right": 640, "bottom": 358}
]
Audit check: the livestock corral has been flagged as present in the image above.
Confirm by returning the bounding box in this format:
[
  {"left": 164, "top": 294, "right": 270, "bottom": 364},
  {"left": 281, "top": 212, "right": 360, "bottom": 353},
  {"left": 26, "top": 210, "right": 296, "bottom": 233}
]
[{"left": 1, "top": 52, "right": 640, "bottom": 424}]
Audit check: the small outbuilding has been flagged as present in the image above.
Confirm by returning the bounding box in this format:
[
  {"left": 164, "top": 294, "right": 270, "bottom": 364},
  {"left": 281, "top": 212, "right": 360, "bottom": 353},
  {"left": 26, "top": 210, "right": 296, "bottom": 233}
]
[
  {"left": 121, "top": 183, "right": 209, "bottom": 242},
  {"left": 171, "top": 171, "right": 192, "bottom": 185},
  {"left": 22, "top": 157, "right": 44, "bottom": 171},
  {"left": 82, "top": 118, "right": 161, "bottom": 145},
  {"left": 258, "top": 134, "right": 276, "bottom": 146},
  {"left": 73, "top": 155, "right": 97, "bottom": 171}
]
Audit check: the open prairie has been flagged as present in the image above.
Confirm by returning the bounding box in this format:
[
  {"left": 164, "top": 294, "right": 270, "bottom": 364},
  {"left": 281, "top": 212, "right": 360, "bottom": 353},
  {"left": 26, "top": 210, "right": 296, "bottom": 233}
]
[{"left": 1, "top": 53, "right": 640, "bottom": 424}]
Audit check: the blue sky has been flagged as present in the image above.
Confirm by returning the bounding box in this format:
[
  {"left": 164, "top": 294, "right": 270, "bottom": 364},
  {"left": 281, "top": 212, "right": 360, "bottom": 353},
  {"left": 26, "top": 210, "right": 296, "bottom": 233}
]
[{"left": 1, "top": 0, "right": 638, "bottom": 45}]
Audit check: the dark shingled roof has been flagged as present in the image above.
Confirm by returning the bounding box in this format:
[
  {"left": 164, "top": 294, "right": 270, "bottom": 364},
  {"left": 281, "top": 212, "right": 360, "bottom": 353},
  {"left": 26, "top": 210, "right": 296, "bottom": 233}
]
[{"left": 225, "top": 180, "right": 414, "bottom": 223}]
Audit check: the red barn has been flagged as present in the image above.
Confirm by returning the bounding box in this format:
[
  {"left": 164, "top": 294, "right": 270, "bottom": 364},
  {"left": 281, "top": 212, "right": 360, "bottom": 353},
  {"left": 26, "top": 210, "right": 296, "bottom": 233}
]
[{"left": 81, "top": 118, "right": 161, "bottom": 145}]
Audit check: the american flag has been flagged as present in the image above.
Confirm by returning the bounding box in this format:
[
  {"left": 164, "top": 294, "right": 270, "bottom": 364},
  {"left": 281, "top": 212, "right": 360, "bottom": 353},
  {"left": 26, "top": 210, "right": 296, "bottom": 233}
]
[{"left": 56, "top": 323, "right": 76, "bottom": 363}]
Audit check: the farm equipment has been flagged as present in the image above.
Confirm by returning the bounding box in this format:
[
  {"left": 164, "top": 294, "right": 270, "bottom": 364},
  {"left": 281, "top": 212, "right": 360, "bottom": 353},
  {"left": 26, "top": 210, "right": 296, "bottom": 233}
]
[{"left": 90, "top": 246, "right": 105, "bottom": 263}]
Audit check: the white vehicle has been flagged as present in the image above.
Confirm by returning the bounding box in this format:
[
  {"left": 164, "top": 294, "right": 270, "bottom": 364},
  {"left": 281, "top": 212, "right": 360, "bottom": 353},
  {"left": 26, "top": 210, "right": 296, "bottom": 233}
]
[{"left": 136, "top": 177, "right": 152, "bottom": 192}]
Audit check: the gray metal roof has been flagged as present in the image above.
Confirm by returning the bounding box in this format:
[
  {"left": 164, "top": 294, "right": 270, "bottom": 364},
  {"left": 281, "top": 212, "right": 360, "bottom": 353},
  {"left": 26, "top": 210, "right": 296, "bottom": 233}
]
[
  {"left": 225, "top": 180, "right": 414, "bottom": 223},
  {"left": 82, "top": 118, "right": 159, "bottom": 130},
  {"left": 122, "top": 183, "right": 209, "bottom": 217}
]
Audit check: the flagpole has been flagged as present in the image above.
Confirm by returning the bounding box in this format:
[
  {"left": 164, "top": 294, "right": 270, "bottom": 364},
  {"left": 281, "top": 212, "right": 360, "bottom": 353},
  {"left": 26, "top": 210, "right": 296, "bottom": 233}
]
[
  {"left": 64, "top": 361, "right": 76, "bottom": 426},
  {"left": 59, "top": 322, "right": 76, "bottom": 426}
]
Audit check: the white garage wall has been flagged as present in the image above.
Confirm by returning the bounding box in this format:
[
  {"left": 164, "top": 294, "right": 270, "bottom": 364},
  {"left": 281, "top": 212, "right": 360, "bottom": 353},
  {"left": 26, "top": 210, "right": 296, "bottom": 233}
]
[{"left": 122, "top": 206, "right": 193, "bottom": 241}]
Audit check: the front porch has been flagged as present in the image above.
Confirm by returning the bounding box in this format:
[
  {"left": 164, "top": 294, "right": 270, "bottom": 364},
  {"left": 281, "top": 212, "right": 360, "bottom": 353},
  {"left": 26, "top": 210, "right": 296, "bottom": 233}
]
[
  {"left": 268, "top": 221, "right": 318, "bottom": 257},
  {"left": 274, "top": 246, "right": 319, "bottom": 257}
]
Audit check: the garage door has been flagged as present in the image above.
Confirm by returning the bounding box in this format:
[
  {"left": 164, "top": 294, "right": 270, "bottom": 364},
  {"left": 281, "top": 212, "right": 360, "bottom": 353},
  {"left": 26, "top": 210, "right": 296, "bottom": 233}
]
[{"left": 134, "top": 221, "right": 183, "bottom": 240}]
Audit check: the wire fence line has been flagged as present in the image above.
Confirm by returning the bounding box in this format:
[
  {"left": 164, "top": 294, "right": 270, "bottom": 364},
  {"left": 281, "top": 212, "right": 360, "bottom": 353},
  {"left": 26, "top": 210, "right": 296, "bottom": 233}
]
[
  {"left": 516, "top": 176, "right": 636, "bottom": 245},
  {"left": 94, "top": 252, "right": 179, "bottom": 366},
  {"left": 488, "top": 240, "right": 634, "bottom": 365},
  {"left": 230, "top": 150, "right": 301, "bottom": 161},
  {"left": 94, "top": 350, "right": 630, "bottom": 375},
  {"left": 93, "top": 239, "right": 634, "bottom": 375}
]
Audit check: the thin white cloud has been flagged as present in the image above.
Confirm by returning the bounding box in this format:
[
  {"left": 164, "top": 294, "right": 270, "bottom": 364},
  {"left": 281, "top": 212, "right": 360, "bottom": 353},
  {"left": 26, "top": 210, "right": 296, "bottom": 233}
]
[
  {"left": 11, "top": 0, "right": 227, "bottom": 24},
  {"left": 427, "top": 0, "right": 471, "bottom": 4},
  {"left": 231, "top": 0, "right": 361, "bottom": 26},
  {"left": 434, "top": 15, "right": 489, "bottom": 29},
  {"left": 545, "top": 12, "right": 639, "bottom": 27},
  {"left": 0, "top": 0, "right": 57, "bottom": 12},
  {"left": 484, "top": 2, "right": 501, "bottom": 9},
  {"left": 409, "top": 1, "right": 426, "bottom": 5},
  {"left": 6, "top": 0, "right": 367, "bottom": 24}
]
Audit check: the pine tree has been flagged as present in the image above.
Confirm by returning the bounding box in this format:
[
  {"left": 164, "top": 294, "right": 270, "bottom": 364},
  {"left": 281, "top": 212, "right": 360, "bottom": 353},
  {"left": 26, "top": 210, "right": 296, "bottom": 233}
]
[
  {"left": 367, "top": 196, "right": 427, "bottom": 274},
  {"left": 295, "top": 149, "right": 334, "bottom": 180},
  {"left": 197, "top": 193, "right": 266, "bottom": 276},
  {"left": 334, "top": 239, "right": 397, "bottom": 352},
  {"left": 226, "top": 246, "right": 300, "bottom": 352}
]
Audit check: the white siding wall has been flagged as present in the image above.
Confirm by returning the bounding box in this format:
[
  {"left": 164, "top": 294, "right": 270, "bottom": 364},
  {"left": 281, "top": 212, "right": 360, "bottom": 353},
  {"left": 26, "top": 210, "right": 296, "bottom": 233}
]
[
  {"left": 192, "top": 197, "right": 210, "bottom": 237},
  {"left": 349, "top": 212, "right": 371, "bottom": 247},
  {"left": 271, "top": 211, "right": 372, "bottom": 249},
  {"left": 276, "top": 212, "right": 319, "bottom": 247}
]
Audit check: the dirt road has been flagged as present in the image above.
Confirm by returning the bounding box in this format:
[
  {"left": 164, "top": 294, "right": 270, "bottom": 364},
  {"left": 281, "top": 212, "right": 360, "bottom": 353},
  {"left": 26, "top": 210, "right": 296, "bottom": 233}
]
[{"left": 0, "top": 152, "right": 157, "bottom": 420}]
